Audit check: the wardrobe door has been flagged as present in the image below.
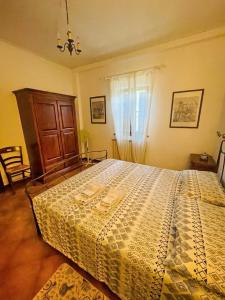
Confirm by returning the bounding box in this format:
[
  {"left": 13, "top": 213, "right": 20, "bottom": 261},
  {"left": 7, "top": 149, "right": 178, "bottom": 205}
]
[
  {"left": 33, "top": 98, "right": 63, "bottom": 171},
  {"left": 57, "top": 100, "right": 79, "bottom": 164}
]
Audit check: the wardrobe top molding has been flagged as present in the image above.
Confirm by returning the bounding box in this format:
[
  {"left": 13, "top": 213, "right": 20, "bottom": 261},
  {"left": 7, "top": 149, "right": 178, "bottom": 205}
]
[{"left": 12, "top": 88, "right": 76, "bottom": 100}]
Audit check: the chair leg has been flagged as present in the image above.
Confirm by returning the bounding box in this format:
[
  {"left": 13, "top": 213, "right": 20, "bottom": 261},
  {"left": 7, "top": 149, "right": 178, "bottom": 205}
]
[{"left": 7, "top": 174, "right": 15, "bottom": 194}]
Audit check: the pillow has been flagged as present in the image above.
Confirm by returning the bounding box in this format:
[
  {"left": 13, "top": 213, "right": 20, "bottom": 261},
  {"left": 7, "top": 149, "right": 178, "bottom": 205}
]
[
  {"left": 180, "top": 170, "right": 225, "bottom": 207},
  {"left": 165, "top": 195, "right": 225, "bottom": 297}
]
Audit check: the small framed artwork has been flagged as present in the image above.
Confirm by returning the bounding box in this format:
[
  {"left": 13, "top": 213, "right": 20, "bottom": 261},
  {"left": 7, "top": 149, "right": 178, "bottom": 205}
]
[
  {"left": 169, "top": 89, "right": 204, "bottom": 128},
  {"left": 90, "top": 96, "right": 106, "bottom": 124}
]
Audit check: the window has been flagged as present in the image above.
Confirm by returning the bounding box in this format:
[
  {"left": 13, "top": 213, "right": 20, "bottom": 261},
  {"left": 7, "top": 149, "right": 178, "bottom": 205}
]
[{"left": 110, "top": 70, "right": 153, "bottom": 163}]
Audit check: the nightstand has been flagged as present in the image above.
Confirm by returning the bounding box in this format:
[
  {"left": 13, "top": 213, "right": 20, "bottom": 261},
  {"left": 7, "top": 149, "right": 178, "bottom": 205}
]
[{"left": 189, "top": 154, "right": 217, "bottom": 172}]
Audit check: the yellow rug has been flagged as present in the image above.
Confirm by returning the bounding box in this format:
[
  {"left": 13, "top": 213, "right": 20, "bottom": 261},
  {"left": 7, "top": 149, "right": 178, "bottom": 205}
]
[{"left": 33, "top": 263, "right": 110, "bottom": 300}]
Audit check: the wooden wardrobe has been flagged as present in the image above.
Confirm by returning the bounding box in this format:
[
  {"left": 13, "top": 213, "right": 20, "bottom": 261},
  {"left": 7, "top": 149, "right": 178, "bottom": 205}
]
[{"left": 14, "top": 88, "right": 79, "bottom": 178}]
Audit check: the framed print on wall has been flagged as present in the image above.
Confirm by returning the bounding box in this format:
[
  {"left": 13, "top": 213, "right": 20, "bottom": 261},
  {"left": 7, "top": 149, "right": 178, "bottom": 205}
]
[
  {"left": 90, "top": 96, "right": 106, "bottom": 124},
  {"left": 169, "top": 89, "right": 204, "bottom": 128}
]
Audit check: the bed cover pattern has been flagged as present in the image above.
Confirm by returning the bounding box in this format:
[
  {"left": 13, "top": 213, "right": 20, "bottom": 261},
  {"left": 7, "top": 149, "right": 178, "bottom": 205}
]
[{"left": 33, "top": 159, "right": 224, "bottom": 300}]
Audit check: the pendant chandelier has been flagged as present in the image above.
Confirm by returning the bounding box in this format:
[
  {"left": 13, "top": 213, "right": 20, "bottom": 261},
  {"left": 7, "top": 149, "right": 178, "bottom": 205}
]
[{"left": 57, "top": 0, "right": 81, "bottom": 56}]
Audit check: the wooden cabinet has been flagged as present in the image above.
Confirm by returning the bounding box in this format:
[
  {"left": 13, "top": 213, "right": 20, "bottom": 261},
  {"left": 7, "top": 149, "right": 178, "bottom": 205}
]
[
  {"left": 13, "top": 88, "right": 79, "bottom": 178},
  {"left": 58, "top": 100, "right": 78, "bottom": 160}
]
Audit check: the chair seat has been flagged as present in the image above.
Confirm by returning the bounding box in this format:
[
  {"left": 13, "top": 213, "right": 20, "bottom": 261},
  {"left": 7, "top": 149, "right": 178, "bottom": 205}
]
[{"left": 6, "top": 164, "right": 30, "bottom": 175}]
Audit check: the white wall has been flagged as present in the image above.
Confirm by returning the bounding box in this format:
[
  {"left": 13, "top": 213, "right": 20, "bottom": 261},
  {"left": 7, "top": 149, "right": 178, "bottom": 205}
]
[
  {"left": 0, "top": 40, "right": 74, "bottom": 184},
  {"left": 74, "top": 34, "right": 225, "bottom": 170},
  {"left": 1, "top": 30, "right": 224, "bottom": 186}
]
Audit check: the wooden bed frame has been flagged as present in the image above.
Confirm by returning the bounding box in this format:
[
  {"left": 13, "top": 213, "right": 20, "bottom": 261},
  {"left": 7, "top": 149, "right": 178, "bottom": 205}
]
[{"left": 25, "top": 150, "right": 108, "bottom": 235}]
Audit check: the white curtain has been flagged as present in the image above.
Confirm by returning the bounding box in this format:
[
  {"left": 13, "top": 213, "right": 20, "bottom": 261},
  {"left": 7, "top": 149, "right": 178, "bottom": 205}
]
[
  {"left": 110, "top": 75, "right": 132, "bottom": 161},
  {"left": 110, "top": 70, "right": 153, "bottom": 163}
]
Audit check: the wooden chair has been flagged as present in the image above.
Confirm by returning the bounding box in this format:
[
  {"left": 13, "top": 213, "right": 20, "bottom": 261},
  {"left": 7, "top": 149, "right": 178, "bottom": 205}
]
[{"left": 0, "top": 146, "right": 31, "bottom": 193}]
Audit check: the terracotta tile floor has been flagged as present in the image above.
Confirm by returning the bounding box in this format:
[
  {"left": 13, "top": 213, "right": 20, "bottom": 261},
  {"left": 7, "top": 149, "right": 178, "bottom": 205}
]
[{"left": 0, "top": 179, "right": 120, "bottom": 300}]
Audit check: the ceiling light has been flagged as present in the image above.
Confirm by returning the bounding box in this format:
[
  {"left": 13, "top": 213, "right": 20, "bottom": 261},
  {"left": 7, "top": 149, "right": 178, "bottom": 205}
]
[{"left": 57, "top": 0, "right": 81, "bottom": 56}]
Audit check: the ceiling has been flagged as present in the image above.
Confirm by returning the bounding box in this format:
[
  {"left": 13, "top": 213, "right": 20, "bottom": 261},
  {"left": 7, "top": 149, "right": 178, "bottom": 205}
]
[{"left": 0, "top": 0, "right": 225, "bottom": 69}]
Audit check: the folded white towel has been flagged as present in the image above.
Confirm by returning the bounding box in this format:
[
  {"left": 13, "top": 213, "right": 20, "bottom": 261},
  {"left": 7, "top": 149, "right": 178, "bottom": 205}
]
[
  {"left": 102, "top": 190, "right": 124, "bottom": 205},
  {"left": 74, "top": 193, "right": 85, "bottom": 202},
  {"left": 72, "top": 182, "right": 105, "bottom": 203},
  {"left": 81, "top": 182, "right": 104, "bottom": 197},
  {"left": 96, "top": 189, "right": 125, "bottom": 213}
]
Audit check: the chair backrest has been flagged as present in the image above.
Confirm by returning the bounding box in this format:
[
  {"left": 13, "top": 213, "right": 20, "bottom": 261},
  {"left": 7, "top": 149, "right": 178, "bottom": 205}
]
[{"left": 0, "top": 146, "right": 23, "bottom": 171}]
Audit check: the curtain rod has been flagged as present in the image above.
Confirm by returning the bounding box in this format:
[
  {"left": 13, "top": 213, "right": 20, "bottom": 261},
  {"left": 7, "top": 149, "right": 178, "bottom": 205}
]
[{"left": 104, "top": 64, "right": 165, "bottom": 80}]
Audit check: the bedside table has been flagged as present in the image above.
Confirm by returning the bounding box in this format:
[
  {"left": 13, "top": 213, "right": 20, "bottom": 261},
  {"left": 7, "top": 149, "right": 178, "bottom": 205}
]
[{"left": 189, "top": 154, "right": 217, "bottom": 172}]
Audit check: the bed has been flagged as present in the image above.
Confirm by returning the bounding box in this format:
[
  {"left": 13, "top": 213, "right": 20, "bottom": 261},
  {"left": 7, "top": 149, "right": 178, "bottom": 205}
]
[{"left": 26, "top": 144, "right": 225, "bottom": 300}]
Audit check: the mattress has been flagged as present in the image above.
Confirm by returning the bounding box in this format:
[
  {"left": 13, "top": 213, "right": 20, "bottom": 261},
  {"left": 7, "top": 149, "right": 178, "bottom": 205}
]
[{"left": 33, "top": 159, "right": 225, "bottom": 300}]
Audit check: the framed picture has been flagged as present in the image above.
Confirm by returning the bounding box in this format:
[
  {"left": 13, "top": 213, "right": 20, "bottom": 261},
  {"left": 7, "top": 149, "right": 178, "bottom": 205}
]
[
  {"left": 169, "top": 89, "right": 204, "bottom": 128},
  {"left": 90, "top": 96, "right": 106, "bottom": 124}
]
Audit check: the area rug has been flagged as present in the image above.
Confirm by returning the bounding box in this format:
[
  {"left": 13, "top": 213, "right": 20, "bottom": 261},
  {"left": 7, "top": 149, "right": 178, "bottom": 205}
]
[{"left": 33, "top": 263, "right": 110, "bottom": 300}]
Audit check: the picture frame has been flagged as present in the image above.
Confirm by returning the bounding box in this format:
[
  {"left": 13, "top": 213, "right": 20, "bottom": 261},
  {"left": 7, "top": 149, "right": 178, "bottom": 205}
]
[
  {"left": 90, "top": 96, "right": 106, "bottom": 124},
  {"left": 169, "top": 89, "right": 204, "bottom": 128}
]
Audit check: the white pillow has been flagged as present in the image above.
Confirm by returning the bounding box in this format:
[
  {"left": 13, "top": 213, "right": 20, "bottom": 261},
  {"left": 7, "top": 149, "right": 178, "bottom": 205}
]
[{"left": 180, "top": 170, "right": 225, "bottom": 207}]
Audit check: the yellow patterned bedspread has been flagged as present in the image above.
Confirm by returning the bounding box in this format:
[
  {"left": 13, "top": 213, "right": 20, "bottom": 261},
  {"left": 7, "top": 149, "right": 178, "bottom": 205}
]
[{"left": 33, "top": 159, "right": 224, "bottom": 300}]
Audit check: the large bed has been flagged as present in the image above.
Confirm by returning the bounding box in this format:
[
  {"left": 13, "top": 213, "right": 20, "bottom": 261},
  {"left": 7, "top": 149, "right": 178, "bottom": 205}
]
[{"left": 28, "top": 144, "right": 225, "bottom": 300}]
